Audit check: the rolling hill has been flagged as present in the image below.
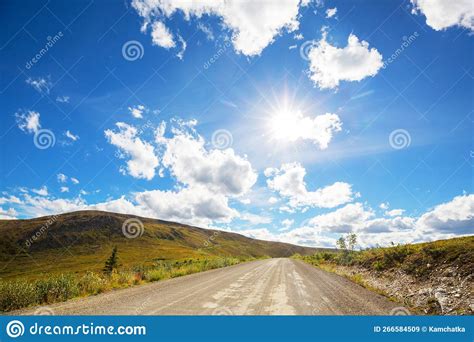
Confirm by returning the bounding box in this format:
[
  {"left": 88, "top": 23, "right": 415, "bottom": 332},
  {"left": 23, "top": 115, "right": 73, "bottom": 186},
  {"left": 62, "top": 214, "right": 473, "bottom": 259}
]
[{"left": 0, "top": 210, "right": 324, "bottom": 280}]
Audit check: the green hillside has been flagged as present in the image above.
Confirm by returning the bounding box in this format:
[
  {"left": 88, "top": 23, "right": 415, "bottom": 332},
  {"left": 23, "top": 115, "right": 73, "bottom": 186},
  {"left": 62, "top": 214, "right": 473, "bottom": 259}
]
[
  {"left": 294, "top": 236, "right": 474, "bottom": 314},
  {"left": 0, "top": 210, "right": 324, "bottom": 280}
]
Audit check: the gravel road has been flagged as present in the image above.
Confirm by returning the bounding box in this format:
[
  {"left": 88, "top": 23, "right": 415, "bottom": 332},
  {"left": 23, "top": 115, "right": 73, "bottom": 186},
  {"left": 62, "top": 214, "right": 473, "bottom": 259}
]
[{"left": 18, "top": 258, "right": 400, "bottom": 315}]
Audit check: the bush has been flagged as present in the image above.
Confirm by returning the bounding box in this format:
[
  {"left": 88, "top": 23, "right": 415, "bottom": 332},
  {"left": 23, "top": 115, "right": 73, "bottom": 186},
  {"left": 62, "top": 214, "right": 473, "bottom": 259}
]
[
  {"left": 144, "top": 269, "right": 166, "bottom": 282},
  {"left": 422, "top": 246, "right": 445, "bottom": 259},
  {"left": 0, "top": 280, "right": 38, "bottom": 311},
  {"left": 78, "top": 272, "right": 107, "bottom": 295},
  {"left": 371, "top": 260, "right": 385, "bottom": 271},
  {"left": 295, "top": 237, "right": 474, "bottom": 281},
  {"left": 35, "top": 274, "right": 79, "bottom": 303},
  {"left": 113, "top": 271, "right": 133, "bottom": 287},
  {"left": 0, "top": 256, "right": 247, "bottom": 312},
  {"left": 321, "top": 252, "right": 335, "bottom": 262}
]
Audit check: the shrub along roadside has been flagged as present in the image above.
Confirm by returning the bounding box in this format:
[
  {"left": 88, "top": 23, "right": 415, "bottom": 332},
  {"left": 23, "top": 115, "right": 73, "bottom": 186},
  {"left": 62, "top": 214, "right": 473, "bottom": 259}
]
[
  {"left": 293, "top": 236, "right": 473, "bottom": 279},
  {"left": 293, "top": 236, "right": 474, "bottom": 314},
  {"left": 0, "top": 256, "right": 256, "bottom": 312}
]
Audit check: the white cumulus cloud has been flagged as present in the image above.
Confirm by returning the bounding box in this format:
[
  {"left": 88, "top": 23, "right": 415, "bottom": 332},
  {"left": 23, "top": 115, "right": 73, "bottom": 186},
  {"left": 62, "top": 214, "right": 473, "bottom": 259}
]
[
  {"left": 309, "top": 202, "right": 374, "bottom": 233},
  {"left": 0, "top": 207, "right": 18, "bottom": 219},
  {"left": 31, "top": 186, "right": 48, "bottom": 196},
  {"left": 132, "top": 0, "right": 310, "bottom": 57},
  {"left": 101, "top": 118, "right": 258, "bottom": 225},
  {"left": 385, "top": 208, "right": 405, "bottom": 217},
  {"left": 134, "top": 186, "right": 238, "bottom": 225},
  {"left": 266, "top": 162, "right": 354, "bottom": 209},
  {"left": 270, "top": 111, "right": 342, "bottom": 149},
  {"left": 417, "top": 194, "right": 474, "bottom": 235},
  {"left": 16, "top": 110, "right": 41, "bottom": 134},
  {"left": 128, "top": 104, "right": 147, "bottom": 119},
  {"left": 303, "top": 194, "right": 473, "bottom": 247},
  {"left": 3, "top": 190, "right": 472, "bottom": 248},
  {"left": 0, "top": 196, "right": 22, "bottom": 205},
  {"left": 157, "top": 124, "right": 257, "bottom": 196},
  {"left": 150, "top": 21, "right": 176, "bottom": 49},
  {"left": 411, "top": 0, "right": 474, "bottom": 31},
  {"left": 105, "top": 122, "right": 159, "bottom": 180},
  {"left": 307, "top": 33, "right": 383, "bottom": 89},
  {"left": 325, "top": 7, "right": 337, "bottom": 18}
]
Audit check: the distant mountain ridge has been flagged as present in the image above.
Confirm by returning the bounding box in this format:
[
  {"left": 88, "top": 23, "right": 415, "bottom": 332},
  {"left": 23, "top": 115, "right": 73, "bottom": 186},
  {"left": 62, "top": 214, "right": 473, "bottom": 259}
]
[{"left": 0, "top": 210, "right": 326, "bottom": 279}]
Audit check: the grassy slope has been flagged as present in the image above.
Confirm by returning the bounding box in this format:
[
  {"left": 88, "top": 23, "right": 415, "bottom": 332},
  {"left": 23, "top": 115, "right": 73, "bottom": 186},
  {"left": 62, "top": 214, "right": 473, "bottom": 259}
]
[
  {"left": 352, "top": 236, "right": 473, "bottom": 278},
  {"left": 0, "top": 210, "right": 325, "bottom": 280},
  {"left": 294, "top": 236, "right": 474, "bottom": 314},
  {"left": 295, "top": 236, "right": 474, "bottom": 278}
]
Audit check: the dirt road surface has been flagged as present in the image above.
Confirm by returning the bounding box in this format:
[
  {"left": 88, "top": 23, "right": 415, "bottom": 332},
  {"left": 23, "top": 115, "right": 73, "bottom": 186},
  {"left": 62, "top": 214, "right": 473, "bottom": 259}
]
[{"left": 18, "top": 258, "right": 400, "bottom": 315}]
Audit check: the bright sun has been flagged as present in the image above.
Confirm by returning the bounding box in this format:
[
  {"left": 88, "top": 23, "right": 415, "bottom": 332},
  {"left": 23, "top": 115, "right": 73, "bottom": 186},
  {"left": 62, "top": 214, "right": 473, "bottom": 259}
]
[
  {"left": 268, "top": 107, "right": 303, "bottom": 142},
  {"left": 261, "top": 88, "right": 311, "bottom": 145}
]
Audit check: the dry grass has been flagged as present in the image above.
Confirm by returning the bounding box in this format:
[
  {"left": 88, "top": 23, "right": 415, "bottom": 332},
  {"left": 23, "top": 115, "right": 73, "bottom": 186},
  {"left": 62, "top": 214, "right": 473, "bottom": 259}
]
[
  {"left": 294, "top": 236, "right": 474, "bottom": 279},
  {"left": 0, "top": 210, "right": 323, "bottom": 280},
  {"left": 0, "top": 256, "right": 250, "bottom": 312}
]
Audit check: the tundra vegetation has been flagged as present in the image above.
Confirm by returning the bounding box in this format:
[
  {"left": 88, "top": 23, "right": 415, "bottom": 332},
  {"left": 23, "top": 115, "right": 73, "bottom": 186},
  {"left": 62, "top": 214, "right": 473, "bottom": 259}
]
[
  {"left": 0, "top": 253, "right": 253, "bottom": 312},
  {"left": 294, "top": 235, "right": 474, "bottom": 314},
  {"left": 0, "top": 210, "right": 322, "bottom": 312}
]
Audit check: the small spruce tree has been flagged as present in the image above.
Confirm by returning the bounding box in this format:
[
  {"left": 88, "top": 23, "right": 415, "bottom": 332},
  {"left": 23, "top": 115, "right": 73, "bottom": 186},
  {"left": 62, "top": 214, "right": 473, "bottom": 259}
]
[{"left": 103, "top": 246, "right": 118, "bottom": 275}]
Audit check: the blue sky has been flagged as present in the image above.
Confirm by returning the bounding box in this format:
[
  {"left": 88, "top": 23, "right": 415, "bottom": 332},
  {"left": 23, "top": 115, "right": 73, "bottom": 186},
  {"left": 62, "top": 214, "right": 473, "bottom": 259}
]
[{"left": 1, "top": 0, "right": 473, "bottom": 247}]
